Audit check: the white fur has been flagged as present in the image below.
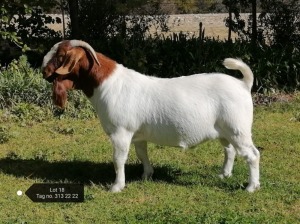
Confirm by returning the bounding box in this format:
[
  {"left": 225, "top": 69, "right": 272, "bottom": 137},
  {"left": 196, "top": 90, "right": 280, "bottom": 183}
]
[{"left": 89, "top": 58, "right": 260, "bottom": 193}]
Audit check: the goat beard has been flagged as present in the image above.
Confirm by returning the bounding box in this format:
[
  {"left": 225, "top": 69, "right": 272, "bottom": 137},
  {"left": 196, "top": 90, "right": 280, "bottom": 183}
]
[{"left": 53, "top": 79, "right": 67, "bottom": 108}]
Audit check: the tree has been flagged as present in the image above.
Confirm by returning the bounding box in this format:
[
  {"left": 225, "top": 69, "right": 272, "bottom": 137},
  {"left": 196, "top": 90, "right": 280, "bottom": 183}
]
[
  {"left": 223, "top": 0, "right": 260, "bottom": 47},
  {"left": 250, "top": 0, "right": 257, "bottom": 46},
  {"left": 0, "top": 0, "right": 61, "bottom": 64},
  {"left": 73, "top": 0, "right": 168, "bottom": 42},
  {"left": 259, "top": 0, "right": 300, "bottom": 46},
  {"left": 1, "top": 1, "right": 30, "bottom": 52},
  {"left": 223, "top": 0, "right": 247, "bottom": 42},
  {"left": 67, "top": 0, "right": 79, "bottom": 39}
]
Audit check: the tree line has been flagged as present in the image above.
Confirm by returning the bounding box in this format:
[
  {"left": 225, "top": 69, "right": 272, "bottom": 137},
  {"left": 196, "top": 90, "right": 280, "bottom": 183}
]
[{"left": 0, "top": 0, "right": 299, "bottom": 91}]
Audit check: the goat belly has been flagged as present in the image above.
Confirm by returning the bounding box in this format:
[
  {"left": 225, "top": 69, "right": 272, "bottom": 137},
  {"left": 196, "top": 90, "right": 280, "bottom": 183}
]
[{"left": 132, "top": 121, "right": 219, "bottom": 149}]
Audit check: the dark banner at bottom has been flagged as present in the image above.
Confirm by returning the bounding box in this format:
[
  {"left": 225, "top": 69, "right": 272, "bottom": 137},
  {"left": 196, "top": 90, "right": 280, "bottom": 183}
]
[{"left": 25, "top": 183, "right": 84, "bottom": 202}]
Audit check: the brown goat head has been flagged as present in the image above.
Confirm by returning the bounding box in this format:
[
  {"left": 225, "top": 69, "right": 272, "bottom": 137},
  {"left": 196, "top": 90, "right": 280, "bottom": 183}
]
[{"left": 41, "top": 40, "right": 116, "bottom": 108}]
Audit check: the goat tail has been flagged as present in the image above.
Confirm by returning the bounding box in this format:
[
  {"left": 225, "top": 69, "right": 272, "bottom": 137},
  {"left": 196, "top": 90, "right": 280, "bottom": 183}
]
[{"left": 223, "top": 58, "right": 254, "bottom": 91}]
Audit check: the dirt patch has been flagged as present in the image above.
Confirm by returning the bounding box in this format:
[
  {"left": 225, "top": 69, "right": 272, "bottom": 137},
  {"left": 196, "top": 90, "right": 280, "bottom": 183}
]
[{"left": 252, "top": 92, "right": 297, "bottom": 106}]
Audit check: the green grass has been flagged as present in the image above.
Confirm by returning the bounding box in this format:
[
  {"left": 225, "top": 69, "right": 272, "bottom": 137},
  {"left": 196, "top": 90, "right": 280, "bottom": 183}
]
[{"left": 0, "top": 97, "right": 300, "bottom": 223}]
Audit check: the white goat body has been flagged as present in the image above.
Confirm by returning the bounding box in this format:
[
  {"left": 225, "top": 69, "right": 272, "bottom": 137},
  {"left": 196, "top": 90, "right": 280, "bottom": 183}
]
[
  {"left": 42, "top": 41, "right": 260, "bottom": 193},
  {"left": 90, "top": 62, "right": 252, "bottom": 148}
]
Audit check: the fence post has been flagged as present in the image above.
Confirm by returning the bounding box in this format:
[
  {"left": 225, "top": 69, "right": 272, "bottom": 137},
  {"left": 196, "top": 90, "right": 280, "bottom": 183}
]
[{"left": 199, "top": 22, "right": 205, "bottom": 42}]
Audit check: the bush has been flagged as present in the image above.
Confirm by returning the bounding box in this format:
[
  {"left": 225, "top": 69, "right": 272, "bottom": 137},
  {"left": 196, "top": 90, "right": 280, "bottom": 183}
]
[
  {"left": 10, "top": 103, "right": 50, "bottom": 122},
  {"left": 98, "top": 35, "right": 300, "bottom": 92},
  {"left": 0, "top": 55, "right": 51, "bottom": 108},
  {"left": 251, "top": 45, "right": 300, "bottom": 91}
]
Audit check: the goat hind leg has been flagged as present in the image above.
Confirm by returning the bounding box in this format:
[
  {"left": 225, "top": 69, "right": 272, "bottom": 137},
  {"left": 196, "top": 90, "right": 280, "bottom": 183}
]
[
  {"left": 236, "top": 143, "right": 260, "bottom": 192},
  {"left": 219, "top": 138, "right": 236, "bottom": 179}
]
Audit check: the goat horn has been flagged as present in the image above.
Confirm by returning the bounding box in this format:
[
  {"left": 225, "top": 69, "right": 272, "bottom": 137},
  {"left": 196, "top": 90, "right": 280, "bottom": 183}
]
[
  {"left": 42, "top": 41, "right": 63, "bottom": 69},
  {"left": 69, "top": 40, "right": 100, "bottom": 65}
]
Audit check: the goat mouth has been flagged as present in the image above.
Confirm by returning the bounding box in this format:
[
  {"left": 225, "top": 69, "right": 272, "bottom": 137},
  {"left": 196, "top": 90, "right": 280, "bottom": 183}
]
[{"left": 46, "top": 73, "right": 58, "bottom": 83}]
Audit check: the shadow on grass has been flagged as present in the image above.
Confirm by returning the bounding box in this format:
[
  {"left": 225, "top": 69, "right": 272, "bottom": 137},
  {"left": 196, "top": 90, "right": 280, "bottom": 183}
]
[
  {"left": 0, "top": 158, "right": 246, "bottom": 191},
  {"left": 0, "top": 157, "right": 176, "bottom": 186}
]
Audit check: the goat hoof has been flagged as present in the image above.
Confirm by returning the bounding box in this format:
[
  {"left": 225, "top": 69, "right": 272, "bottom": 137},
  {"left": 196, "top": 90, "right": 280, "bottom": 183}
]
[
  {"left": 110, "top": 184, "right": 125, "bottom": 193},
  {"left": 246, "top": 183, "right": 260, "bottom": 192},
  {"left": 142, "top": 169, "right": 154, "bottom": 181},
  {"left": 218, "top": 173, "right": 232, "bottom": 179}
]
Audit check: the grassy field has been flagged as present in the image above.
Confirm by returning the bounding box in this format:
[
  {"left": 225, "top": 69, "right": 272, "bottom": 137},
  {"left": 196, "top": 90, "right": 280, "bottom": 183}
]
[{"left": 0, "top": 95, "right": 300, "bottom": 223}]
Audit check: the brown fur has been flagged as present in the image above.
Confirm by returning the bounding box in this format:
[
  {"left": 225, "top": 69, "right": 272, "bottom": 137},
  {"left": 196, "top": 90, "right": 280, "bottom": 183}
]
[
  {"left": 73, "top": 49, "right": 117, "bottom": 97},
  {"left": 53, "top": 79, "right": 67, "bottom": 108}
]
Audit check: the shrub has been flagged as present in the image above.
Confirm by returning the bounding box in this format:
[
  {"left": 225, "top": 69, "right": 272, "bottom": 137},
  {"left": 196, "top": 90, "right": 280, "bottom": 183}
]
[
  {"left": 0, "top": 55, "right": 51, "bottom": 108},
  {"left": 100, "top": 35, "right": 299, "bottom": 92},
  {"left": 10, "top": 103, "right": 51, "bottom": 122}
]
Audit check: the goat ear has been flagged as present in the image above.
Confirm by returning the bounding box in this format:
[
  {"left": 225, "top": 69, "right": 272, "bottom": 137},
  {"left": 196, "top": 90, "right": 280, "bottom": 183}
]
[{"left": 55, "top": 49, "right": 84, "bottom": 75}]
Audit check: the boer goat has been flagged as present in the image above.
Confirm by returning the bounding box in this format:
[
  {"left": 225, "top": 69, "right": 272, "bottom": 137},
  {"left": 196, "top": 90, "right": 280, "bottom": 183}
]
[{"left": 42, "top": 40, "right": 260, "bottom": 192}]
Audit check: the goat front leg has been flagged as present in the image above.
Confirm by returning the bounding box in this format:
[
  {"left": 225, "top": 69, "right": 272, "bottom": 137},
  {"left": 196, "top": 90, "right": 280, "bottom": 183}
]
[
  {"left": 110, "top": 130, "right": 133, "bottom": 193},
  {"left": 134, "top": 141, "right": 153, "bottom": 180}
]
